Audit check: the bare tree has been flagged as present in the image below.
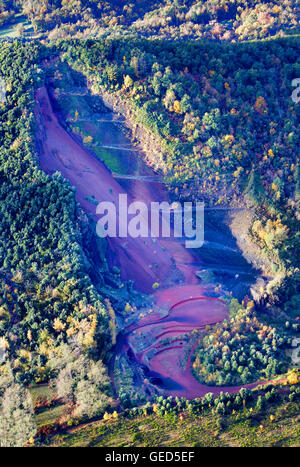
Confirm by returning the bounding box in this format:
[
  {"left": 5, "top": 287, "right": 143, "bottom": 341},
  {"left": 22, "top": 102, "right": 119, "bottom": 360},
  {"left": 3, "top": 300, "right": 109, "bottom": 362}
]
[
  {"left": 49, "top": 344, "right": 112, "bottom": 420},
  {"left": 15, "top": 23, "right": 25, "bottom": 37},
  {"left": 0, "top": 364, "right": 36, "bottom": 447}
]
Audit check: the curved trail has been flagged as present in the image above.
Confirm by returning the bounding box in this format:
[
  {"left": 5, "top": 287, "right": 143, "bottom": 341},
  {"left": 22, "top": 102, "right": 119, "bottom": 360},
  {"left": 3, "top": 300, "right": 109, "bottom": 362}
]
[{"left": 35, "top": 86, "right": 258, "bottom": 399}]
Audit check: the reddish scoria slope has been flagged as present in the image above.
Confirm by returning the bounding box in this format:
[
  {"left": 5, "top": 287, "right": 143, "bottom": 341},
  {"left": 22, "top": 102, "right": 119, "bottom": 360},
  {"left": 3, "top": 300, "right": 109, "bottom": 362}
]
[
  {"left": 35, "top": 86, "right": 258, "bottom": 398},
  {"left": 35, "top": 87, "right": 200, "bottom": 293}
]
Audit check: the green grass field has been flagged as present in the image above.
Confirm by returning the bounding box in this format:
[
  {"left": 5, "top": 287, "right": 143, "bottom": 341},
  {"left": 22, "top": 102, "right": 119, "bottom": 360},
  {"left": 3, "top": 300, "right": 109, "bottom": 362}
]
[
  {"left": 45, "top": 397, "right": 300, "bottom": 447},
  {"left": 0, "top": 14, "right": 33, "bottom": 39},
  {"left": 30, "top": 384, "right": 66, "bottom": 427}
]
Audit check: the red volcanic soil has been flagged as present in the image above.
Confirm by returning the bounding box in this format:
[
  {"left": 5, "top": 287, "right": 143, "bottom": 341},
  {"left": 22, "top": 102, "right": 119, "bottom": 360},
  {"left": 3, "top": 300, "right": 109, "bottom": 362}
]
[
  {"left": 127, "top": 285, "right": 258, "bottom": 398},
  {"left": 35, "top": 87, "right": 203, "bottom": 293},
  {"left": 35, "top": 87, "right": 173, "bottom": 293},
  {"left": 35, "top": 87, "right": 258, "bottom": 399}
]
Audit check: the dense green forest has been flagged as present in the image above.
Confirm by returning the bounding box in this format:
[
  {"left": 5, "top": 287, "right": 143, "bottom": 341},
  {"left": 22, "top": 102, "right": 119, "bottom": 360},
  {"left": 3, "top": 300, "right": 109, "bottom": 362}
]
[
  {"left": 0, "top": 41, "right": 115, "bottom": 385},
  {"left": 191, "top": 304, "right": 289, "bottom": 385},
  {"left": 0, "top": 0, "right": 299, "bottom": 40}
]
